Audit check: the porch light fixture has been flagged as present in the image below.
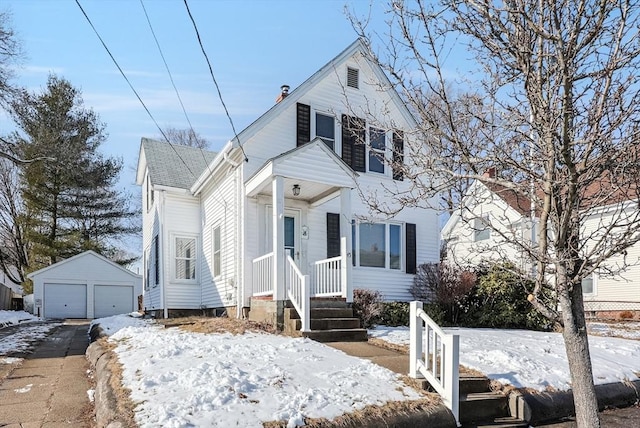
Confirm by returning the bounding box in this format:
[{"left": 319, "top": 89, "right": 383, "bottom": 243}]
[{"left": 292, "top": 184, "right": 300, "bottom": 196}]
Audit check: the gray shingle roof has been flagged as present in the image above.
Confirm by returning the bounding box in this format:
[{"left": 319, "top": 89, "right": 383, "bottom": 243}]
[{"left": 142, "top": 138, "right": 218, "bottom": 189}]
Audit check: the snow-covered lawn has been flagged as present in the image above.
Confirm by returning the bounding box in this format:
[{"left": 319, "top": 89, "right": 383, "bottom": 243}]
[
  {"left": 0, "top": 310, "right": 39, "bottom": 328},
  {"left": 98, "top": 316, "right": 423, "bottom": 428},
  {"left": 370, "top": 324, "right": 640, "bottom": 391},
  {"left": 0, "top": 310, "right": 59, "bottom": 364}
]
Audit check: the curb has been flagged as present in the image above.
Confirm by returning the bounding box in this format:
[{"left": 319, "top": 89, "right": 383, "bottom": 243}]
[
  {"left": 86, "top": 324, "right": 127, "bottom": 428},
  {"left": 509, "top": 379, "right": 640, "bottom": 424}
]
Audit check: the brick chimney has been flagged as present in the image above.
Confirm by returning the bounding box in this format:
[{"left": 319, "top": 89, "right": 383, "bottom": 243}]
[
  {"left": 483, "top": 167, "right": 497, "bottom": 178},
  {"left": 275, "top": 84, "right": 290, "bottom": 103}
]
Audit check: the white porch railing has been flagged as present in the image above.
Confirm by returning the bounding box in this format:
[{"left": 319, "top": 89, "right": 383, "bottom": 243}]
[
  {"left": 286, "top": 255, "right": 310, "bottom": 332},
  {"left": 409, "top": 301, "right": 460, "bottom": 426},
  {"left": 252, "top": 252, "right": 273, "bottom": 296},
  {"left": 313, "top": 256, "right": 341, "bottom": 296}
]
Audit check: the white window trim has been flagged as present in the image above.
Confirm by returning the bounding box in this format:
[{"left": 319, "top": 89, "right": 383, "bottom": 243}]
[
  {"left": 582, "top": 274, "right": 596, "bottom": 296},
  {"left": 366, "top": 126, "right": 388, "bottom": 175},
  {"left": 212, "top": 224, "right": 222, "bottom": 279},
  {"left": 144, "top": 248, "right": 150, "bottom": 290},
  {"left": 352, "top": 220, "right": 403, "bottom": 271},
  {"left": 474, "top": 214, "right": 491, "bottom": 241},
  {"left": 312, "top": 109, "right": 337, "bottom": 152},
  {"left": 171, "top": 233, "right": 198, "bottom": 283}
]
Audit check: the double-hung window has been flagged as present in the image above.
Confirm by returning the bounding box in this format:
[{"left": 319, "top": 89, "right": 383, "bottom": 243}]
[
  {"left": 582, "top": 275, "right": 594, "bottom": 295},
  {"left": 474, "top": 215, "right": 491, "bottom": 241},
  {"left": 353, "top": 222, "right": 402, "bottom": 270},
  {"left": 315, "top": 112, "right": 335, "bottom": 150},
  {"left": 175, "top": 236, "right": 196, "bottom": 280},
  {"left": 368, "top": 127, "right": 386, "bottom": 174}
]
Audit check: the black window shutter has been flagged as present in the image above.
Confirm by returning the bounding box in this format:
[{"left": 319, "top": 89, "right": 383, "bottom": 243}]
[
  {"left": 326, "top": 213, "right": 341, "bottom": 258},
  {"left": 406, "top": 223, "right": 417, "bottom": 274},
  {"left": 154, "top": 236, "right": 160, "bottom": 284},
  {"left": 341, "top": 114, "right": 366, "bottom": 172},
  {"left": 393, "top": 131, "right": 404, "bottom": 181},
  {"left": 296, "top": 103, "right": 311, "bottom": 147}
]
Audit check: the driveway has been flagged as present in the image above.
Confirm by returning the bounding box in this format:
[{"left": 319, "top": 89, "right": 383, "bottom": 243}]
[{"left": 0, "top": 320, "right": 93, "bottom": 427}]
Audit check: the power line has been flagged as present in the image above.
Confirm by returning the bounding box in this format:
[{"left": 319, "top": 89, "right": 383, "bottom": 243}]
[
  {"left": 139, "top": 0, "right": 195, "bottom": 134},
  {"left": 74, "top": 0, "right": 197, "bottom": 179},
  {"left": 182, "top": 0, "right": 248, "bottom": 162}
]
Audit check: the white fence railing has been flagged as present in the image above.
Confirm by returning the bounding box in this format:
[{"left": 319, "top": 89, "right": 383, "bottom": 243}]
[
  {"left": 252, "top": 252, "right": 274, "bottom": 296},
  {"left": 313, "top": 256, "right": 341, "bottom": 296},
  {"left": 286, "top": 255, "right": 310, "bottom": 332},
  {"left": 409, "top": 301, "right": 460, "bottom": 426}
]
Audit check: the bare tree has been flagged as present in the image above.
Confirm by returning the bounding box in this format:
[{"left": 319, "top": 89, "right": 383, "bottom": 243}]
[
  {"left": 0, "top": 159, "right": 28, "bottom": 288},
  {"left": 160, "top": 127, "right": 209, "bottom": 149},
  {"left": 349, "top": 1, "right": 640, "bottom": 426}
]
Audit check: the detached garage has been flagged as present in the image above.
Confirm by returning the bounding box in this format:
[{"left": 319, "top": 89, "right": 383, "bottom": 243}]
[{"left": 29, "top": 251, "right": 142, "bottom": 319}]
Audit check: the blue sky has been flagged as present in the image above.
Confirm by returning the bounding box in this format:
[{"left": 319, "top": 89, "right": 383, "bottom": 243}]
[{"left": 2, "top": 0, "right": 386, "bottom": 189}]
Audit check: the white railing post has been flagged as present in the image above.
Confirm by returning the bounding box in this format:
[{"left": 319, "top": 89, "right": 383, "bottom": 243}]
[
  {"left": 340, "top": 237, "right": 348, "bottom": 300},
  {"left": 445, "top": 333, "right": 460, "bottom": 425},
  {"left": 301, "top": 274, "right": 310, "bottom": 332},
  {"left": 409, "top": 301, "right": 424, "bottom": 378}
]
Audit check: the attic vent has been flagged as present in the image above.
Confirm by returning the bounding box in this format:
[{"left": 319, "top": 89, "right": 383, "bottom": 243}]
[{"left": 347, "top": 67, "right": 359, "bottom": 89}]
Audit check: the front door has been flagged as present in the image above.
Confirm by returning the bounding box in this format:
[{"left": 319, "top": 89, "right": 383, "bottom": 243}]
[{"left": 266, "top": 207, "right": 301, "bottom": 265}]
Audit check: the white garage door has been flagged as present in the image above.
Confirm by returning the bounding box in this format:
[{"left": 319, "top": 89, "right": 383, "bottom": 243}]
[
  {"left": 44, "top": 283, "right": 87, "bottom": 319},
  {"left": 94, "top": 285, "right": 133, "bottom": 318}
]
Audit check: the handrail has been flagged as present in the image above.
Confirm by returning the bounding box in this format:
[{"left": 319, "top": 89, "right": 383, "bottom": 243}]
[
  {"left": 313, "top": 255, "right": 341, "bottom": 296},
  {"left": 286, "top": 255, "right": 310, "bottom": 332},
  {"left": 252, "top": 252, "right": 273, "bottom": 296},
  {"left": 409, "top": 301, "right": 460, "bottom": 426}
]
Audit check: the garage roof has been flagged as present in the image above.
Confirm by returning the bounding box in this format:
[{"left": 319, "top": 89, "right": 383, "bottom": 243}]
[{"left": 27, "top": 251, "right": 141, "bottom": 279}]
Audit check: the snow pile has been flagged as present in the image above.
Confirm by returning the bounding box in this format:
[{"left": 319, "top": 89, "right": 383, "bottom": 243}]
[
  {"left": 110, "top": 324, "right": 422, "bottom": 428},
  {"left": 0, "top": 310, "right": 39, "bottom": 328},
  {"left": 370, "top": 326, "right": 640, "bottom": 391},
  {"left": 90, "top": 312, "right": 150, "bottom": 336}
]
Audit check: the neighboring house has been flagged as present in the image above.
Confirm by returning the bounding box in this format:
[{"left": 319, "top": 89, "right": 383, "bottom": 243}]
[
  {"left": 442, "top": 169, "right": 640, "bottom": 318},
  {"left": 1, "top": 269, "right": 23, "bottom": 310},
  {"left": 135, "top": 39, "right": 440, "bottom": 325},
  {"left": 29, "top": 250, "right": 142, "bottom": 319}
]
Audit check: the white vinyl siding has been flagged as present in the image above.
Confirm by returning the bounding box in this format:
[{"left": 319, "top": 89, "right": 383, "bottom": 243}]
[{"left": 213, "top": 225, "right": 221, "bottom": 278}]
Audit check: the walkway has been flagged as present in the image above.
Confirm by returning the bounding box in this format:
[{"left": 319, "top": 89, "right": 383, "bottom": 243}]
[{"left": 0, "top": 320, "right": 93, "bottom": 427}]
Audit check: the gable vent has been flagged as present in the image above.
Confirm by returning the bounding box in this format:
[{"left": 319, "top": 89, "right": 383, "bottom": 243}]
[{"left": 347, "top": 67, "right": 359, "bottom": 89}]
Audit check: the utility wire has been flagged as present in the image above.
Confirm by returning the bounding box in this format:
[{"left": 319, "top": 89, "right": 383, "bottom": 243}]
[
  {"left": 75, "top": 0, "right": 197, "bottom": 179},
  {"left": 139, "top": 0, "right": 196, "bottom": 135},
  {"left": 139, "top": 0, "right": 214, "bottom": 177},
  {"left": 182, "top": 0, "right": 248, "bottom": 162}
]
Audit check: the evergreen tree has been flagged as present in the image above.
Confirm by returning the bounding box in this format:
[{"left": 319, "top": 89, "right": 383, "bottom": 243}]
[{"left": 9, "top": 75, "right": 137, "bottom": 272}]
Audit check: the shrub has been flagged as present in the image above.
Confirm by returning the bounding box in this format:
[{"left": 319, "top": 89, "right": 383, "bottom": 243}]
[
  {"left": 460, "top": 262, "right": 553, "bottom": 331},
  {"left": 411, "top": 262, "right": 476, "bottom": 325},
  {"left": 351, "top": 288, "right": 383, "bottom": 328},
  {"left": 380, "top": 302, "right": 410, "bottom": 326}
]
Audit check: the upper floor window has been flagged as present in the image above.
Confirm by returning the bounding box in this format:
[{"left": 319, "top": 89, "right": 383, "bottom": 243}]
[
  {"left": 368, "top": 127, "right": 386, "bottom": 174},
  {"left": 175, "top": 236, "right": 196, "bottom": 280},
  {"left": 315, "top": 112, "right": 335, "bottom": 150},
  {"left": 146, "top": 174, "right": 154, "bottom": 210},
  {"left": 474, "top": 215, "right": 490, "bottom": 241},
  {"left": 347, "top": 67, "right": 359, "bottom": 89}
]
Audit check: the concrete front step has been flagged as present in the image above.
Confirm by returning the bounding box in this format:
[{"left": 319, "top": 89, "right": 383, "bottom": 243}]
[
  {"left": 460, "top": 375, "right": 492, "bottom": 395},
  {"left": 290, "top": 317, "right": 361, "bottom": 331},
  {"left": 459, "top": 392, "right": 509, "bottom": 424},
  {"left": 301, "top": 328, "right": 368, "bottom": 342},
  {"left": 287, "top": 307, "right": 355, "bottom": 319},
  {"left": 309, "top": 298, "right": 348, "bottom": 309}
]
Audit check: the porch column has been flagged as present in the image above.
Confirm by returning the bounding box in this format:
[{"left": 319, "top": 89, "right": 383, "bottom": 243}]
[
  {"left": 272, "top": 175, "right": 285, "bottom": 301},
  {"left": 339, "top": 187, "right": 353, "bottom": 303}
]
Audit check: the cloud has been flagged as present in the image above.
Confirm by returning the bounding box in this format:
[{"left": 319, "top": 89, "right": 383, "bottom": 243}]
[{"left": 19, "top": 65, "right": 65, "bottom": 75}]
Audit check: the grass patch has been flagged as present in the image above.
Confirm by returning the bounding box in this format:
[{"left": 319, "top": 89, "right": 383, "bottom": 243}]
[
  {"left": 263, "top": 397, "right": 441, "bottom": 427},
  {"left": 157, "top": 316, "right": 277, "bottom": 335},
  {"left": 98, "top": 337, "right": 138, "bottom": 428}
]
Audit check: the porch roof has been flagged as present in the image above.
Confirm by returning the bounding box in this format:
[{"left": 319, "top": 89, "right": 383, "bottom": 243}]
[{"left": 245, "top": 138, "right": 358, "bottom": 205}]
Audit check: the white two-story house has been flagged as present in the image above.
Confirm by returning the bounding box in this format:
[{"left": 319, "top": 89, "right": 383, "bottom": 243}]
[{"left": 136, "top": 40, "right": 440, "bottom": 332}]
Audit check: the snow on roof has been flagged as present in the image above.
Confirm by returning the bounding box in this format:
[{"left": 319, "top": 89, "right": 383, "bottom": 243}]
[{"left": 142, "top": 138, "right": 218, "bottom": 190}]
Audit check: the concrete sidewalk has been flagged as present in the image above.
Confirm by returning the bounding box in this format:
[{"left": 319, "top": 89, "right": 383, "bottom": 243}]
[
  {"left": 0, "top": 320, "right": 93, "bottom": 427},
  {"left": 327, "top": 341, "right": 411, "bottom": 376}
]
